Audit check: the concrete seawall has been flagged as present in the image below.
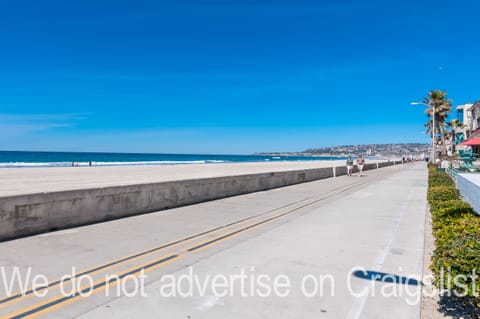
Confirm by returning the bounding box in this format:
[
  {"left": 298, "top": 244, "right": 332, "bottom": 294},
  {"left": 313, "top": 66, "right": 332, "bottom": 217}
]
[
  {"left": 0, "top": 161, "right": 396, "bottom": 241},
  {"left": 456, "top": 173, "right": 480, "bottom": 215}
]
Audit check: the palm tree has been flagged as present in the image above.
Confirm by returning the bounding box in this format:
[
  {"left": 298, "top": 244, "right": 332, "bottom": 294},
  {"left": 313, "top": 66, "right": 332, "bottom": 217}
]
[{"left": 423, "top": 90, "right": 453, "bottom": 155}]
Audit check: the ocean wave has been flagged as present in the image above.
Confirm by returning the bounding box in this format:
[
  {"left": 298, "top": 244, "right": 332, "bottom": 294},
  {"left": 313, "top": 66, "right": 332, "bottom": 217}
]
[
  {"left": 92, "top": 161, "right": 209, "bottom": 166},
  {"left": 0, "top": 162, "right": 57, "bottom": 167},
  {"left": 0, "top": 160, "right": 227, "bottom": 168}
]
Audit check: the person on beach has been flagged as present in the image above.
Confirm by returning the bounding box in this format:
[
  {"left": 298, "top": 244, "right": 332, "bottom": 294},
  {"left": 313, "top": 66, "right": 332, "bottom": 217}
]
[
  {"left": 357, "top": 154, "right": 365, "bottom": 176},
  {"left": 346, "top": 156, "right": 354, "bottom": 176}
]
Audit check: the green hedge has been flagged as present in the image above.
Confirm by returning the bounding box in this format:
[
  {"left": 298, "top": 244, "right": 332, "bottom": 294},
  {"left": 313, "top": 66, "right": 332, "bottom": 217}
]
[
  {"left": 428, "top": 168, "right": 480, "bottom": 310},
  {"left": 427, "top": 185, "right": 460, "bottom": 207},
  {"left": 429, "top": 170, "right": 456, "bottom": 187},
  {"left": 432, "top": 200, "right": 473, "bottom": 221}
]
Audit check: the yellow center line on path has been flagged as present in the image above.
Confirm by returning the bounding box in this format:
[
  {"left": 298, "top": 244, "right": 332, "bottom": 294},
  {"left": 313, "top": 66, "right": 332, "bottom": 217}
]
[
  {"left": 4, "top": 201, "right": 309, "bottom": 319},
  {"left": 1, "top": 171, "right": 386, "bottom": 318},
  {"left": 1, "top": 253, "right": 183, "bottom": 319},
  {"left": 0, "top": 196, "right": 311, "bottom": 310}
]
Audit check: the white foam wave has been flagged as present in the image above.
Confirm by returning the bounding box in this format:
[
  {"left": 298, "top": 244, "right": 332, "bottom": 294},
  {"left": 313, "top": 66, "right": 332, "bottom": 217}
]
[
  {"left": 92, "top": 161, "right": 208, "bottom": 166},
  {"left": 0, "top": 160, "right": 227, "bottom": 168},
  {"left": 0, "top": 162, "right": 58, "bottom": 167}
]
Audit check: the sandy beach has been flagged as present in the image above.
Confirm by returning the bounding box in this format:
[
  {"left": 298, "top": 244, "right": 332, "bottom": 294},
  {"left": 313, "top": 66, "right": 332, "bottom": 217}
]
[{"left": 0, "top": 160, "right": 381, "bottom": 197}]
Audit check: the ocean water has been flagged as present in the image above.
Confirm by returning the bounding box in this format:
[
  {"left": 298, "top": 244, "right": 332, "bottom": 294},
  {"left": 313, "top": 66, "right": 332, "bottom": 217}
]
[{"left": 0, "top": 151, "right": 345, "bottom": 168}]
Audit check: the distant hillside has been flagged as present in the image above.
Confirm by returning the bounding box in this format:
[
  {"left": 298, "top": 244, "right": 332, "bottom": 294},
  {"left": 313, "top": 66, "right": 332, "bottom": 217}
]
[
  {"left": 256, "top": 143, "right": 430, "bottom": 157},
  {"left": 304, "top": 143, "right": 430, "bottom": 157}
]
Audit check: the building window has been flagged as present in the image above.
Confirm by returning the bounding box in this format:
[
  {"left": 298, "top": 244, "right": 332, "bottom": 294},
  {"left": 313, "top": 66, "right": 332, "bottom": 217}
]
[{"left": 457, "top": 109, "right": 464, "bottom": 122}]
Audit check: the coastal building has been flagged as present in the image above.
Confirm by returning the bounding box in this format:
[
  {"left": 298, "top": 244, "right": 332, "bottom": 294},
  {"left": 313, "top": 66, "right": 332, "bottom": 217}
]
[
  {"left": 471, "top": 101, "right": 480, "bottom": 133},
  {"left": 458, "top": 101, "right": 480, "bottom": 154},
  {"left": 456, "top": 103, "right": 474, "bottom": 141}
]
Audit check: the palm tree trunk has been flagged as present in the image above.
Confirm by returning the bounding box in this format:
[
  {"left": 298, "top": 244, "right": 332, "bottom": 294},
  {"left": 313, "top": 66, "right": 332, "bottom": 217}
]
[
  {"left": 452, "top": 129, "right": 456, "bottom": 153},
  {"left": 440, "top": 125, "right": 446, "bottom": 155}
]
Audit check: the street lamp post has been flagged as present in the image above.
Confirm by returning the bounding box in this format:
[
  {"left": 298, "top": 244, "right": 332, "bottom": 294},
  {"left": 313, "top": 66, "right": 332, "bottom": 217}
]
[{"left": 412, "top": 102, "right": 436, "bottom": 164}]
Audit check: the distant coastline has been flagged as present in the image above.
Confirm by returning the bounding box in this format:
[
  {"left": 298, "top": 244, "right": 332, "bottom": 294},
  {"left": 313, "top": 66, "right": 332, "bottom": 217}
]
[{"left": 255, "top": 143, "right": 430, "bottom": 158}]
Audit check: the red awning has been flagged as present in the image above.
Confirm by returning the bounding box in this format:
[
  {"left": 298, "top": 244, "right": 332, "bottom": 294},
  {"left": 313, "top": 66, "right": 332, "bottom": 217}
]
[{"left": 460, "top": 137, "right": 480, "bottom": 146}]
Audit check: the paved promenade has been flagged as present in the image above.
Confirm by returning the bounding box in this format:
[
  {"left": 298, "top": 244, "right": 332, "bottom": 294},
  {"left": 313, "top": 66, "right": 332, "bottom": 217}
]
[{"left": 0, "top": 162, "right": 427, "bottom": 318}]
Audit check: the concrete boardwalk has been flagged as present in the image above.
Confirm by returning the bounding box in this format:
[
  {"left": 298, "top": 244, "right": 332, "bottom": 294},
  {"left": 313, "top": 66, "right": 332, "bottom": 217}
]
[{"left": 0, "top": 163, "right": 427, "bottom": 319}]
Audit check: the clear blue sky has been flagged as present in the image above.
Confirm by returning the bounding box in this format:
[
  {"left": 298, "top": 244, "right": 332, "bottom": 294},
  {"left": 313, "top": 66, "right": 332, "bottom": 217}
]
[{"left": 1, "top": 0, "right": 479, "bottom": 154}]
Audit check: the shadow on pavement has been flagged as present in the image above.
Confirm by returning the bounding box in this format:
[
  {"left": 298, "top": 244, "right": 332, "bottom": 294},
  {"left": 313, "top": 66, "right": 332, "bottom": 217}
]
[
  {"left": 437, "top": 294, "right": 480, "bottom": 319},
  {"left": 352, "top": 270, "right": 422, "bottom": 286}
]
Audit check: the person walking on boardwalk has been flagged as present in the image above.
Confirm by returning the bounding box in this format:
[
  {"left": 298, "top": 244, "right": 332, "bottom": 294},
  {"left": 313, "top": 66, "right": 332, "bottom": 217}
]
[
  {"left": 346, "top": 156, "right": 354, "bottom": 176},
  {"left": 357, "top": 154, "right": 365, "bottom": 177}
]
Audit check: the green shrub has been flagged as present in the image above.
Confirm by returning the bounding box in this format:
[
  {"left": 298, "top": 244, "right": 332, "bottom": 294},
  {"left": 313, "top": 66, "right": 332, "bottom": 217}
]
[
  {"left": 432, "top": 200, "right": 473, "bottom": 220},
  {"left": 433, "top": 215, "right": 480, "bottom": 247},
  {"left": 431, "top": 223, "right": 480, "bottom": 297},
  {"left": 432, "top": 199, "right": 470, "bottom": 212},
  {"left": 427, "top": 185, "right": 460, "bottom": 206},
  {"left": 429, "top": 172, "right": 455, "bottom": 188},
  {"left": 428, "top": 165, "right": 480, "bottom": 308}
]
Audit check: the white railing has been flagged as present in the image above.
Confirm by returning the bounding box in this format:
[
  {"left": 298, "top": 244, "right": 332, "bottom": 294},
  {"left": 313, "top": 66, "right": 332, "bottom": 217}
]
[{"left": 445, "top": 167, "right": 459, "bottom": 184}]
